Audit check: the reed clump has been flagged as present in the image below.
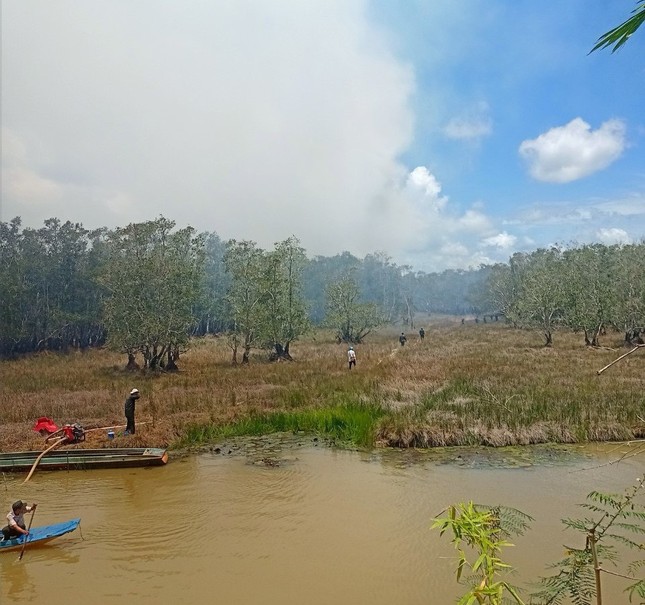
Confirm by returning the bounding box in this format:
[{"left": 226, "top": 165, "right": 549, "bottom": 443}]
[{"left": 0, "top": 320, "right": 643, "bottom": 451}]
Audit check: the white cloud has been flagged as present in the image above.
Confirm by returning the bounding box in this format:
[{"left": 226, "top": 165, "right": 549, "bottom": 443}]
[
  {"left": 519, "top": 118, "right": 626, "bottom": 183},
  {"left": 444, "top": 101, "right": 492, "bottom": 141},
  {"left": 393, "top": 166, "right": 508, "bottom": 270},
  {"left": 405, "top": 166, "right": 448, "bottom": 210},
  {"left": 594, "top": 195, "right": 645, "bottom": 216},
  {"left": 458, "top": 209, "right": 492, "bottom": 232},
  {"left": 596, "top": 228, "right": 631, "bottom": 245},
  {"left": 6, "top": 3, "right": 637, "bottom": 273},
  {"left": 482, "top": 232, "right": 517, "bottom": 249},
  {"left": 506, "top": 192, "right": 645, "bottom": 230},
  {"left": 1, "top": 0, "right": 417, "bottom": 258}
]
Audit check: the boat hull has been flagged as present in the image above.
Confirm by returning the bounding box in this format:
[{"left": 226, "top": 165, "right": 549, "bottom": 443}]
[
  {"left": 0, "top": 448, "right": 168, "bottom": 472},
  {"left": 0, "top": 519, "right": 80, "bottom": 552}
]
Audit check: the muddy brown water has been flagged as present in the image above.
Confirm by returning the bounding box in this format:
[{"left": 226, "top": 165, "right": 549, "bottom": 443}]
[{"left": 0, "top": 438, "right": 641, "bottom": 604}]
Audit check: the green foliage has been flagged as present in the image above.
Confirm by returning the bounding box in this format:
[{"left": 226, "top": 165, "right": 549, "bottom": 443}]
[
  {"left": 435, "top": 478, "right": 645, "bottom": 605},
  {"left": 484, "top": 244, "right": 645, "bottom": 348},
  {"left": 223, "top": 239, "right": 266, "bottom": 363},
  {"left": 532, "top": 476, "right": 645, "bottom": 604},
  {"left": 359, "top": 252, "right": 404, "bottom": 322},
  {"left": 591, "top": 1, "right": 645, "bottom": 53},
  {"left": 101, "top": 217, "right": 205, "bottom": 369},
  {"left": 193, "top": 232, "right": 230, "bottom": 335},
  {"left": 325, "top": 274, "right": 385, "bottom": 343},
  {"left": 5, "top": 212, "right": 645, "bottom": 363},
  {"left": 0, "top": 217, "right": 106, "bottom": 356},
  {"left": 180, "top": 401, "right": 385, "bottom": 448},
  {"left": 561, "top": 245, "right": 616, "bottom": 346},
  {"left": 417, "top": 266, "right": 493, "bottom": 317},
  {"left": 258, "top": 236, "right": 310, "bottom": 358},
  {"left": 432, "top": 502, "right": 531, "bottom": 604},
  {"left": 223, "top": 236, "right": 309, "bottom": 362}
]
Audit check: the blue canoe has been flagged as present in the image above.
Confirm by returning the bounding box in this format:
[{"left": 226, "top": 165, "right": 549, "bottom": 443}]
[{"left": 0, "top": 519, "right": 80, "bottom": 553}]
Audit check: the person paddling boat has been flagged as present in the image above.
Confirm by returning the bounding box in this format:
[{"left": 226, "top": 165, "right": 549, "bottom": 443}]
[
  {"left": 0, "top": 519, "right": 80, "bottom": 553},
  {"left": 1, "top": 501, "right": 37, "bottom": 541}
]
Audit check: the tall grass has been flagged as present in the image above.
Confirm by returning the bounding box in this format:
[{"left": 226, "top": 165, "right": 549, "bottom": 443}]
[
  {"left": 180, "top": 400, "right": 385, "bottom": 448},
  {"left": 1, "top": 320, "right": 643, "bottom": 451}
]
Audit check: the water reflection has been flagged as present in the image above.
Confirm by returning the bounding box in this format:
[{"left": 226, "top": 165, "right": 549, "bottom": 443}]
[
  {"left": 1, "top": 556, "right": 37, "bottom": 602},
  {"left": 0, "top": 442, "right": 640, "bottom": 605}
]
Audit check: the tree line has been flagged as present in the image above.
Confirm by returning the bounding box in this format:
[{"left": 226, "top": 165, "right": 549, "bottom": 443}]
[
  {"left": 0, "top": 216, "right": 488, "bottom": 364},
  {"left": 4, "top": 216, "right": 641, "bottom": 364},
  {"left": 482, "top": 243, "right": 645, "bottom": 347}
]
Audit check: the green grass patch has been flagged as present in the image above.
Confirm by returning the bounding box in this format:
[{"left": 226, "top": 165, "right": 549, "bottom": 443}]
[{"left": 179, "top": 400, "right": 386, "bottom": 448}]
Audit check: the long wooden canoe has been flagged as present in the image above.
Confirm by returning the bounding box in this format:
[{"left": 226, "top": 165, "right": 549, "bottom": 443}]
[
  {"left": 0, "top": 519, "right": 80, "bottom": 552},
  {"left": 0, "top": 448, "right": 168, "bottom": 473}
]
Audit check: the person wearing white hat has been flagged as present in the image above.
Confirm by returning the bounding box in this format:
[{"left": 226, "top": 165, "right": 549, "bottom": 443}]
[
  {"left": 124, "top": 388, "right": 140, "bottom": 435},
  {"left": 347, "top": 346, "right": 356, "bottom": 370}
]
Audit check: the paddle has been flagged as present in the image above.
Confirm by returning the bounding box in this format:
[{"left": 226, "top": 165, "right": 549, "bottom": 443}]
[{"left": 18, "top": 504, "right": 37, "bottom": 561}]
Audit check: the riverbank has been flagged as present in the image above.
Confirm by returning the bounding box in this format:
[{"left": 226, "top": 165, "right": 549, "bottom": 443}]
[{"left": 1, "top": 319, "right": 643, "bottom": 452}]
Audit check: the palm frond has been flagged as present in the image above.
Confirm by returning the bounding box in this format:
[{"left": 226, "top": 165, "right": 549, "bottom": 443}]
[{"left": 590, "top": 1, "right": 645, "bottom": 53}]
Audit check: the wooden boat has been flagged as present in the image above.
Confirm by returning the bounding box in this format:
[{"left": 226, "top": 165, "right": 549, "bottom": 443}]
[
  {"left": 0, "top": 448, "right": 169, "bottom": 473},
  {"left": 0, "top": 519, "right": 80, "bottom": 552}
]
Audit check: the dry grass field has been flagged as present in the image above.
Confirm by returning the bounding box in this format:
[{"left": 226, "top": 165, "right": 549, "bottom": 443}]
[{"left": 0, "top": 317, "right": 643, "bottom": 452}]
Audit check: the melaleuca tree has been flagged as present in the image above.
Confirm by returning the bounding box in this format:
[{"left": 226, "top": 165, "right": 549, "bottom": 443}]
[
  {"left": 359, "top": 252, "right": 402, "bottom": 322},
  {"left": 561, "top": 244, "right": 617, "bottom": 347},
  {"left": 0, "top": 217, "right": 106, "bottom": 356},
  {"left": 258, "top": 236, "right": 309, "bottom": 360},
  {"left": 223, "top": 239, "right": 265, "bottom": 364},
  {"left": 399, "top": 268, "right": 418, "bottom": 328},
  {"left": 325, "top": 274, "right": 384, "bottom": 343},
  {"left": 485, "top": 259, "right": 524, "bottom": 328},
  {"left": 194, "top": 231, "right": 230, "bottom": 336},
  {"left": 0, "top": 218, "right": 28, "bottom": 355},
  {"left": 302, "top": 251, "right": 361, "bottom": 324},
  {"left": 609, "top": 243, "right": 645, "bottom": 346},
  {"left": 513, "top": 248, "right": 566, "bottom": 347},
  {"left": 102, "top": 217, "right": 204, "bottom": 370}
]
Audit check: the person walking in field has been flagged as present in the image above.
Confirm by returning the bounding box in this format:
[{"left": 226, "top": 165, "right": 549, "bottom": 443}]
[
  {"left": 124, "top": 388, "right": 140, "bottom": 435},
  {"left": 347, "top": 346, "right": 357, "bottom": 370},
  {"left": 399, "top": 332, "right": 407, "bottom": 346},
  {"left": 419, "top": 327, "right": 425, "bottom": 340}
]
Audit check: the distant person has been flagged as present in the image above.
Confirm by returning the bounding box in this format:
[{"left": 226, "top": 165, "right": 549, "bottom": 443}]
[
  {"left": 124, "top": 388, "right": 140, "bottom": 435},
  {"left": 399, "top": 333, "right": 407, "bottom": 346},
  {"left": 347, "top": 346, "right": 357, "bottom": 370},
  {"left": 2, "top": 501, "right": 37, "bottom": 541},
  {"left": 419, "top": 327, "right": 425, "bottom": 340}
]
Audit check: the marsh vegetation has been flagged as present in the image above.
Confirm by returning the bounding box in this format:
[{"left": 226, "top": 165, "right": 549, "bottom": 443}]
[{"left": 1, "top": 320, "right": 642, "bottom": 452}]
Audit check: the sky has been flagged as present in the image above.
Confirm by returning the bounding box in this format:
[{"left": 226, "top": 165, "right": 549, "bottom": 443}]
[{"left": 2, "top": 0, "right": 644, "bottom": 272}]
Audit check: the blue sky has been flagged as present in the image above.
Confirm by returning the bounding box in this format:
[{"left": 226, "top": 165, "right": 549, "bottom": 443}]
[{"left": 2, "top": 1, "right": 644, "bottom": 271}]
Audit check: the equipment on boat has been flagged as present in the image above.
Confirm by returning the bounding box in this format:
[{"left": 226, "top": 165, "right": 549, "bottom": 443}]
[
  {"left": 0, "top": 519, "right": 80, "bottom": 554},
  {"left": 0, "top": 448, "right": 169, "bottom": 473},
  {"left": 23, "top": 424, "right": 88, "bottom": 483},
  {"left": 45, "top": 423, "right": 86, "bottom": 444}
]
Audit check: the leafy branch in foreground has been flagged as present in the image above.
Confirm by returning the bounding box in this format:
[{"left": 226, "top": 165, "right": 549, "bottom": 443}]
[
  {"left": 434, "top": 477, "right": 645, "bottom": 605},
  {"left": 591, "top": 1, "right": 645, "bottom": 53},
  {"left": 432, "top": 502, "right": 533, "bottom": 604},
  {"left": 532, "top": 474, "right": 645, "bottom": 605}
]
